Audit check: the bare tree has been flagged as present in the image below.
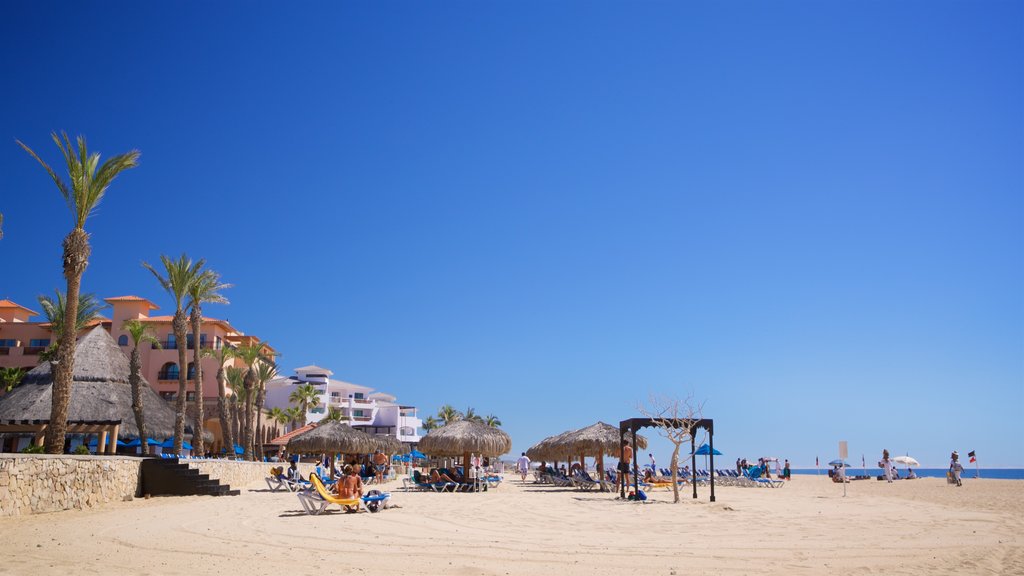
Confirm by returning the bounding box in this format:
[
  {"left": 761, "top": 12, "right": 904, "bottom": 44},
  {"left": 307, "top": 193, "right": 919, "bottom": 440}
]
[{"left": 637, "top": 393, "right": 706, "bottom": 503}]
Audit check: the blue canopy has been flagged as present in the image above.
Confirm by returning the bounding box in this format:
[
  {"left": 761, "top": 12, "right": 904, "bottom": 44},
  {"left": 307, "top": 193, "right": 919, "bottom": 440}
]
[
  {"left": 409, "top": 449, "right": 426, "bottom": 459},
  {"left": 87, "top": 438, "right": 128, "bottom": 447},
  {"left": 392, "top": 454, "right": 411, "bottom": 462},
  {"left": 234, "top": 444, "right": 244, "bottom": 455},
  {"left": 125, "top": 438, "right": 161, "bottom": 448},
  {"left": 160, "top": 438, "right": 192, "bottom": 450},
  {"left": 693, "top": 443, "right": 723, "bottom": 456}
]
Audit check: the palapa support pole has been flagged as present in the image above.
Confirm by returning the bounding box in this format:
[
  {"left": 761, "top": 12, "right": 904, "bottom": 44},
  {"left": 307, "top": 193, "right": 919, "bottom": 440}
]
[
  {"left": 631, "top": 428, "right": 638, "bottom": 498},
  {"left": 707, "top": 423, "right": 715, "bottom": 503},
  {"left": 98, "top": 431, "right": 108, "bottom": 455},
  {"left": 691, "top": 435, "right": 697, "bottom": 500},
  {"left": 108, "top": 424, "right": 120, "bottom": 454}
]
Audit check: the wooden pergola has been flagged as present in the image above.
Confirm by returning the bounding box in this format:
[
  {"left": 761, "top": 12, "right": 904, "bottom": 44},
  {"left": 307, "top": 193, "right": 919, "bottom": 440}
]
[
  {"left": 0, "top": 419, "right": 122, "bottom": 454},
  {"left": 619, "top": 417, "right": 716, "bottom": 502}
]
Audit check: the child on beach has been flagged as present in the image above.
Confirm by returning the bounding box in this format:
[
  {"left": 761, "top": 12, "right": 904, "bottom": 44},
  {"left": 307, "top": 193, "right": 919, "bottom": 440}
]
[{"left": 950, "top": 451, "right": 963, "bottom": 487}]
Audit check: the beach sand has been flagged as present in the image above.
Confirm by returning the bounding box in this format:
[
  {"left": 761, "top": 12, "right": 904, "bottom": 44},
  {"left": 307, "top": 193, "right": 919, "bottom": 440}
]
[{"left": 1, "top": 474, "right": 1021, "bottom": 575}]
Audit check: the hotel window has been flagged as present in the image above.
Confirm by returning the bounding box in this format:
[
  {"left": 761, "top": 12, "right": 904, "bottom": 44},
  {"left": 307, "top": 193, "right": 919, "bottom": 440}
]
[
  {"left": 30, "top": 339, "right": 51, "bottom": 347},
  {"left": 0, "top": 339, "right": 16, "bottom": 347},
  {"left": 354, "top": 392, "right": 365, "bottom": 399},
  {"left": 118, "top": 335, "right": 129, "bottom": 346},
  {"left": 159, "top": 392, "right": 175, "bottom": 400},
  {"left": 185, "top": 392, "right": 196, "bottom": 401},
  {"left": 166, "top": 334, "right": 176, "bottom": 348},
  {"left": 158, "top": 362, "right": 179, "bottom": 380},
  {"left": 214, "top": 336, "right": 221, "bottom": 349},
  {"left": 186, "top": 362, "right": 196, "bottom": 380},
  {"left": 354, "top": 410, "right": 364, "bottom": 417}
]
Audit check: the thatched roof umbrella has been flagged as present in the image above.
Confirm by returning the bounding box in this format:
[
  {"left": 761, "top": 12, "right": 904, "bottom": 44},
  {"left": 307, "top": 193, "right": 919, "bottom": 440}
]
[
  {"left": 526, "top": 429, "right": 577, "bottom": 462},
  {"left": 286, "top": 421, "right": 382, "bottom": 479},
  {"left": 420, "top": 420, "right": 511, "bottom": 480},
  {"left": 0, "top": 327, "right": 176, "bottom": 446},
  {"left": 556, "top": 421, "right": 648, "bottom": 480}
]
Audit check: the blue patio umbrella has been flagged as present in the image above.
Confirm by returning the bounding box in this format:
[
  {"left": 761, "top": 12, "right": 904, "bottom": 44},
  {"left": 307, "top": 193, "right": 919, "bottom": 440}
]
[
  {"left": 87, "top": 438, "right": 128, "bottom": 448},
  {"left": 693, "top": 444, "right": 723, "bottom": 456},
  {"left": 160, "top": 438, "right": 192, "bottom": 451},
  {"left": 409, "top": 449, "right": 426, "bottom": 459},
  {"left": 234, "top": 444, "right": 244, "bottom": 455},
  {"left": 828, "top": 459, "right": 850, "bottom": 467},
  {"left": 124, "top": 438, "right": 161, "bottom": 448}
]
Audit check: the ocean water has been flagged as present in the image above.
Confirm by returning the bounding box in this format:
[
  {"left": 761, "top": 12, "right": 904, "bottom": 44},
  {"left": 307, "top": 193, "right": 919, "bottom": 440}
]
[{"left": 791, "top": 468, "right": 1024, "bottom": 480}]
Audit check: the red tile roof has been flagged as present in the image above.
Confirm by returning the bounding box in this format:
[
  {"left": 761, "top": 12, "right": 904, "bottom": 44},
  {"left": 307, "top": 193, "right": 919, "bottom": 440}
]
[
  {"left": 269, "top": 423, "right": 317, "bottom": 446},
  {"left": 104, "top": 296, "right": 159, "bottom": 310},
  {"left": 0, "top": 299, "right": 40, "bottom": 315}
]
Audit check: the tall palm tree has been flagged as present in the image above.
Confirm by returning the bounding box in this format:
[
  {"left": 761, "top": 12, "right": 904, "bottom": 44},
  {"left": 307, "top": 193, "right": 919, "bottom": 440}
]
[
  {"left": 186, "top": 269, "right": 231, "bottom": 456},
  {"left": 123, "top": 319, "right": 160, "bottom": 454},
  {"left": 286, "top": 406, "right": 305, "bottom": 429},
  {"left": 18, "top": 133, "right": 139, "bottom": 453},
  {"left": 422, "top": 415, "right": 439, "bottom": 431},
  {"left": 437, "top": 404, "right": 463, "bottom": 426},
  {"left": 202, "top": 345, "right": 236, "bottom": 457},
  {"left": 288, "top": 383, "right": 321, "bottom": 427},
  {"left": 37, "top": 290, "right": 108, "bottom": 347},
  {"left": 252, "top": 359, "right": 277, "bottom": 460},
  {"left": 268, "top": 407, "right": 290, "bottom": 430},
  {"left": 483, "top": 414, "right": 502, "bottom": 427},
  {"left": 235, "top": 342, "right": 268, "bottom": 460},
  {"left": 142, "top": 254, "right": 205, "bottom": 454},
  {"left": 226, "top": 366, "right": 245, "bottom": 453}
]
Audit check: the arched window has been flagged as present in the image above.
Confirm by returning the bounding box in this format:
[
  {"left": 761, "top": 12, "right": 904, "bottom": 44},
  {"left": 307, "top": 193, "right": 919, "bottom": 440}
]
[
  {"left": 117, "top": 334, "right": 129, "bottom": 346},
  {"left": 158, "top": 362, "right": 179, "bottom": 380},
  {"left": 186, "top": 362, "right": 196, "bottom": 380}
]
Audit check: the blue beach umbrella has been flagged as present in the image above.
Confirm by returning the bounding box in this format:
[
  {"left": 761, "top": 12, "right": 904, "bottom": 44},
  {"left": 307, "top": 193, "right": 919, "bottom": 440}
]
[
  {"left": 160, "top": 438, "right": 192, "bottom": 451},
  {"left": 125, "top": 438, "right": 161, "bottom": 448},
  {"left": 828, "top": 459, "right": 850, "bottom": 467},
  {"left": 87, "top": 438, "right": 128, "bottom": 448},
  {"left": 409, "top": 449, "right": 426, "bottom": 460},
  {"left": 693, "top": 444, "right": 723, "bottom": 456},
  {"left": 233, "top": 444, "right": 244, "bottom": 455}
]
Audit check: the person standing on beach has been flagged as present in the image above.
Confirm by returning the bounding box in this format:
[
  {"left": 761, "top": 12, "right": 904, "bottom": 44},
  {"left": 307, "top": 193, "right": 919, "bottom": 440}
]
[
  {"left": 373, "top": 449, "right": 388, "bottom": 484},
  {"left": 619, "top": 439, "right": 633, "bottom": 494},
  {"left": 950, "top": 451, "right": 963, "bottom": 487},
  {"left": 649, "top": 453, "right": 656, "bottom": 472},
  {"left": 516, "top": 452, "right": 531, "bottom": 482},
  {"left": 783, "top": 459, "right": 791, "bottom": 480},
  {"left": 882, "top": 449, "right": 894, "bottom": 483}
]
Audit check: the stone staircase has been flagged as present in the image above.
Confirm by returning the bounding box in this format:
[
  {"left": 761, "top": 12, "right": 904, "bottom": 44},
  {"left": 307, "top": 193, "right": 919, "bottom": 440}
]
[{"left": 140, "top": 457, "right": 240, "bottom": 497}]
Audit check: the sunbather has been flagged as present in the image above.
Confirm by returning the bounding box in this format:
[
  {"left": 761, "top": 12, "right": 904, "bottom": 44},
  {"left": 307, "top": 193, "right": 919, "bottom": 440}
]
[
  {"left": 338, "top": 465, "right": 364, "bottom": 502},
  {"left": 430, "top": 468, "right": 458, "bottom": 484}
]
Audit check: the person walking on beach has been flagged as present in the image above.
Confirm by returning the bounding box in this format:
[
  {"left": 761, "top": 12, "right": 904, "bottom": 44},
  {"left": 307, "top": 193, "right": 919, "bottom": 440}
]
[
  {"left": 950, "top": 451, "right": 963, "bottom": 487},
  {"left": 516, "top": 452, "right": 531, "bottom": 482},
  {"left": 619, "top": 439, "right": 633, "bottom": 494},
  {"left": 882, "top": 449, "right": 894, "bottom": 483},
  {"left": 783, "top": 459, "right": 791, "bottom": 480},
  {"left": 649, "top": 453, "right": 656, "bottom": 472}
]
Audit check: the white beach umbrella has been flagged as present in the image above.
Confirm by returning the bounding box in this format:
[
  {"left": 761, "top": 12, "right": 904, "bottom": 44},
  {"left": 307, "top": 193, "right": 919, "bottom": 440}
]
[{"left": 893, "top": 456, "right": 919, "bottom": 467}]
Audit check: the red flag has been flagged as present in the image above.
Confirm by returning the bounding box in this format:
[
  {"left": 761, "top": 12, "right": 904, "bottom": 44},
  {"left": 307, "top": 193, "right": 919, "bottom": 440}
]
[{"left": 970, "top": 456, "right": 976, "bottom": 463}]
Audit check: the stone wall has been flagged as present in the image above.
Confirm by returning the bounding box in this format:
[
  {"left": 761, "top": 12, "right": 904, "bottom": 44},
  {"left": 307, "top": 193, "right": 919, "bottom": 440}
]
[
  {"left": 0, "top": 454, "right": 141, "bottom": 517},
  {"left": 187, "top": 460, "right": 315, "bottom": 490}
]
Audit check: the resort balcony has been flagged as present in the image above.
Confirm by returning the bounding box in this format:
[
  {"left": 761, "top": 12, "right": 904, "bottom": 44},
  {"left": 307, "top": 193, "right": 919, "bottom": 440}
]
[{"left": 154, "top": 341, "right": 217, "bottom": 350}]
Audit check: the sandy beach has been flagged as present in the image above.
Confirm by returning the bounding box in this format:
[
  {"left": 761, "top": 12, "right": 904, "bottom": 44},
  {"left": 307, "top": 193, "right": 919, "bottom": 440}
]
[{"left": 1, "top": 474, "right": 1020, "bottom": 576}]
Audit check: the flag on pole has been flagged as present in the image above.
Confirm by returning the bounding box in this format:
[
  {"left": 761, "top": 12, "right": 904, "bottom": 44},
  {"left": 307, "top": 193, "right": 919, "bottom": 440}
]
[
  {"left": 815, "top": 456, "right": 819, "bottom": 467},
  {"left": 968, "top": 450, "right": 976, "bottom": 463},
  {"left": 862, "top": 455, "right": 866, "bottom": 467}
]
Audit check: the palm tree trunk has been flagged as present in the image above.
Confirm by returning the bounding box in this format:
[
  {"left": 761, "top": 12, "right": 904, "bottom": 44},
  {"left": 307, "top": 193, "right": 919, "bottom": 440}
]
[
  {"left": 172, "top": 311, "right": 188, "bottom": 454},
  {"left": 232, "top": 398, "right": 240, "bottom": 454},
  {"left": 45, "top": 227, "right": 89, "bottom": 454},
  {"left": 243, "top": 370, "right": 255, "bottom": 460},
  {"left": 129, "top": 346, "right": 148, "bottom": 454},
  {"left": 216, "top": 365, "right": 232, "bottom": 458},
  {"left": 189, "top": 309, "right": 205, "bottom": 456},
  {"left": 254, "top": 383, "right": 266, "bottom": 460}
]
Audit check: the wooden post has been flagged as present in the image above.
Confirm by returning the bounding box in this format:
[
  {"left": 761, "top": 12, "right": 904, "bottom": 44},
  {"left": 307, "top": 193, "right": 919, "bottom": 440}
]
[
  {"left": 97, "top": 431, "right": 108, "bottom": 455},
  {"left": 108, "top": 424, "right": 120, "bottom": 454}
]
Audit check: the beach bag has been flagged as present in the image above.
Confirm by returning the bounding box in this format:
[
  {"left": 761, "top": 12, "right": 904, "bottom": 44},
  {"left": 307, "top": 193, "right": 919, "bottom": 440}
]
[
  {"left": 365, "top": 489, "right": 383, "bottom": 512},
  {"left": 636, "top": 490, "right": 647, "bottom": 501}
]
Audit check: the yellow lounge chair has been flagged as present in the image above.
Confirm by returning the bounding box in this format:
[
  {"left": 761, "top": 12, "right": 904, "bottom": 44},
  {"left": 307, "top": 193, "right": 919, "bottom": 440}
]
[{"left": 296, "top": 473, "right": 365, "bottom": 515}]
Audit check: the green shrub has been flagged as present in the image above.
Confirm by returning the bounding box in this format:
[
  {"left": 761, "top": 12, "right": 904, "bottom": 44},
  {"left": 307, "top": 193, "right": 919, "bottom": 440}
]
[
  {"left": 73, "top": 445, "right": 91, "bottom": 455},
  {"left": 20, "top": 444, "right": 44, "bottom": 454}
]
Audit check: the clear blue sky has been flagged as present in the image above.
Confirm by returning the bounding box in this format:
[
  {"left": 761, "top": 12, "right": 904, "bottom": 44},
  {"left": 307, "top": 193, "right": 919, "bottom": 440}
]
[{"left": 1, "top": 1, "right": 1021, "bottom": 467}]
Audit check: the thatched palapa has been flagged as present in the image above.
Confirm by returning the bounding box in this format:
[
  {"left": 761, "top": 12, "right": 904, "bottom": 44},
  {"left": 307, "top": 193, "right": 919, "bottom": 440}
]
[
  {"left": 560, "top": 421, "right": 647, "bottom": 457},
  {"left": 418, "top": 420, "right": 512, "bottom": 458},
  {"left": 0, "top": 326, "right": 177, "bottom": 439},
  {"left": 286, "top": 421, "right": 378, "bottom": 454},
  {"left": 526, "top": 429, "right": 577, "bottom": 461}
]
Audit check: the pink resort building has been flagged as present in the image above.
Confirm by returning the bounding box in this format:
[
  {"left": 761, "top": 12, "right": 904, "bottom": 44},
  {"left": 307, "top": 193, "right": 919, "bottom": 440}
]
[{"left": 1, "top": 295, "right": 277, "bottom": 452}]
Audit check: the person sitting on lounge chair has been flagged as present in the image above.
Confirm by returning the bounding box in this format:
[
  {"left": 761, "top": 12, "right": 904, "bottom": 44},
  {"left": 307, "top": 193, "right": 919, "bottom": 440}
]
[
  {"left": 907, "top": 468, "right": 917, "bottom": 479},
  {"left": 338, "top": 465, "right": 363, "bottom": 501},
  {"left": 430, "top": 468, "right": 458, "bottom": 484},
  {"left": 287, "top": 458, "right": 301, "bottom": 482}
]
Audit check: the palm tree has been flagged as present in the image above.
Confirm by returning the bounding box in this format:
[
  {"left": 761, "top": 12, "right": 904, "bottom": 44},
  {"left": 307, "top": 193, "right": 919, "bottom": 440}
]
[
  {"left": 235, "top": 342, "right": 269, "bottom": 460},
  {"left": 288, "top": 383, "right": 321, "bottom": 427},
  {"left": 463, "top": 406, "right": 484, "bottom": 424},
  {"left": 422, "top": 415, "right": 439, "bottom": 431},
  {"left": 484, "top": 414, "right": 502, "bottom": 427},
  {"left": 437, "top": 404, "right": 463, "bottom": 426},
  {"left": 202, "top": 345, "right": 236, "bottom": 456},
  {"left": 1, "top": 367, "right": 26, "bottom": 393},
  {"left": 286, "top": 406, "right": 305, "bottom": 429},
  {"left": 142, "top": 254, "right": 205, "bottom": 454},
  {"left": 226, "top": 366, "right": 245, "bottom": 453},
  {"left": 18, "top": 132, "right": 139, "bottom": 453},
  {"left": 252, "top": 359, "right": 277, "bottom": 460},
  {"left": 123, "top": 319, "right": 160, "bottom": 454},
  {"left": 324, "top": 406, "right": 348, "bottom": 423},
  {"left": 268, "top": 407, "right": 290, "bottom": 431},
  {"left": 186, "top": 269, "right": 231, "bottom": 456},
  {"left": 36, "top": 290, "right": 108, "bottom": 358}
]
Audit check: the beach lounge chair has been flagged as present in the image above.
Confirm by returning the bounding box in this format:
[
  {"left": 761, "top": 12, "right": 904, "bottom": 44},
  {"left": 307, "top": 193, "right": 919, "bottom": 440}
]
[
  {"left": 404, "top": 470, "right": 456, "bottom": 492},
  {"left": 265, "top": 466, "right": 309, "bottom": 492},
  {"left": 296, "top": 473, "right": 392, "bottom": 515}
]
